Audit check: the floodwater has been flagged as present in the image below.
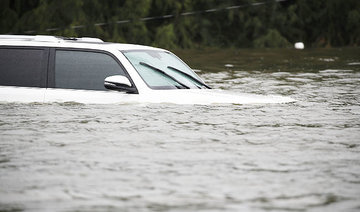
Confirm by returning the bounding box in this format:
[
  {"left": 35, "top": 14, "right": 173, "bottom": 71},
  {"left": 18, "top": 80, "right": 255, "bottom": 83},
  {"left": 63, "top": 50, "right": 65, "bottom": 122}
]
[{"left": 1, "top": 48, "right": 360, "bottom": 212}]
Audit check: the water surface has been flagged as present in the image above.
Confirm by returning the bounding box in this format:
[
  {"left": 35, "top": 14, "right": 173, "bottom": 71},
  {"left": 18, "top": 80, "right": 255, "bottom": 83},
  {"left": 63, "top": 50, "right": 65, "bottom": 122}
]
[{"left": 1, "top": 48, "right": 360, "bottom": 212}]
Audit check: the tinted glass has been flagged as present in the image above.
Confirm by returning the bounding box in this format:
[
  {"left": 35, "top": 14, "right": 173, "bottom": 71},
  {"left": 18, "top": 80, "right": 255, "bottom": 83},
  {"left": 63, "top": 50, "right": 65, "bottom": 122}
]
[
  {"left": 55, "top": 50, "right": 125, "bottom": 91},
  {"left": 0, "top": 48, "right": 46, "bottom": 87}
]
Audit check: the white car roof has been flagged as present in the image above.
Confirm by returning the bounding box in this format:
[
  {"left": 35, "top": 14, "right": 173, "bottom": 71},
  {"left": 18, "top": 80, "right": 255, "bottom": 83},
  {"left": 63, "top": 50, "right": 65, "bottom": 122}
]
[{"left": 0, "top": 35, "right": 164, "bottom": 51}]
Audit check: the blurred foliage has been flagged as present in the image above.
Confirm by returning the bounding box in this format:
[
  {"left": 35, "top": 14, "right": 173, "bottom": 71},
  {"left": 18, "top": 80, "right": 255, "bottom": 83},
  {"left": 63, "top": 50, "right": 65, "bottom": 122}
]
[{"left": 1, "top": 0, "right": 359, "bottom": 48}]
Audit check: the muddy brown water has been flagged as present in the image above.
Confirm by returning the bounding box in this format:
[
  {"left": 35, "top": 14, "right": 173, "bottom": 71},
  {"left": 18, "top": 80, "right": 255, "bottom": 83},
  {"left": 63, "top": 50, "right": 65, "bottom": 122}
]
[{"left": 1, "top": 48, "right": 359, "bottom": 212}]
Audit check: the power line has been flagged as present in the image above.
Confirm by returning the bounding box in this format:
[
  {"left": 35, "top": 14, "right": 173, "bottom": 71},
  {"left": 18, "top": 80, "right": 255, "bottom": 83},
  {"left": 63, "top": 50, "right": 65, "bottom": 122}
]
[{"left": 23, "top": 0, "right": 287, "bottom": 34}]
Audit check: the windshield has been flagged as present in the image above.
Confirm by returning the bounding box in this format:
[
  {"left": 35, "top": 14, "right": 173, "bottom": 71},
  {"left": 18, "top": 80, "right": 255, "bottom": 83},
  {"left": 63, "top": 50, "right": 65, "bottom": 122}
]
[{"left": 123, "top": 50, "right": 208, "bottom": 90}]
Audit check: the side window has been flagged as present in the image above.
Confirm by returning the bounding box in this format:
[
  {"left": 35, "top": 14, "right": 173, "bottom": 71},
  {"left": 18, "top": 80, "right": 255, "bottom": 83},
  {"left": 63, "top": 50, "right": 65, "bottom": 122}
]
[
  {"left": 0, "top": 48, "right": 47, "bottom": 87},
  {"left": 55, "top": 50, "right": 126, "bottom": 91}
]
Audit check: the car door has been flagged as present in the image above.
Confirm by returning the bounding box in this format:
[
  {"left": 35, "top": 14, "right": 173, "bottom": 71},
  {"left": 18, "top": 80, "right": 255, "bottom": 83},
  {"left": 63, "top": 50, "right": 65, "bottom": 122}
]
[
  {"left": 0, "top": 47, "right": 48, "bottom": 103},
  {"left": 44, "top": 48, "right": 138, "bottom": 104}
]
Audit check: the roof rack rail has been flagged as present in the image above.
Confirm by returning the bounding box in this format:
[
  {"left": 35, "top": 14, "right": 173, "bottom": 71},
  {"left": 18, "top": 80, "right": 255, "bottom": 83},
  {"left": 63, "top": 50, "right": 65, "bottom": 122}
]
[
  {"left": 59, "top": 37, "right": 103, "bottom": 42},
  {"left": 77, "top": 37, "right": 103, "bottom": 42},
  {"left": 0, "top": 35, "right": 103, "bottom": 43},
  {"left": 0, "top": 35, "right": 58, "bottom": 42}
]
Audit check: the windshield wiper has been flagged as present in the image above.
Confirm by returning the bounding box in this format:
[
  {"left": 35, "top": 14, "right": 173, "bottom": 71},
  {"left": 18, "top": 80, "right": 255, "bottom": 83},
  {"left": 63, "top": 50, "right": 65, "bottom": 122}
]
[
  {"left": 139, "top": 62, "right": 190, "bottom": 89},
  {"left": 167, "top": 66, "right": 211, "bottom": 89}
]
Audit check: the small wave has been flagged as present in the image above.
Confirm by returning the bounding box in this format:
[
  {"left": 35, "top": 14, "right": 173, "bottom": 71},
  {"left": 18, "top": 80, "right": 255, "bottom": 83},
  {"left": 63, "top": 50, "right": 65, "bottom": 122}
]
[
  {"left": 347, "top": 62, "right": 360, "bottom": 66},
  {"left": 224, "top": 64, "right": 234, "bottom": 68},
  {"left": 319, "top": 69, "right": 353, "bottom": 73},
  {"left": 247, "top": 168, "right": 307, "bottom": 173},
  {"left": 56, "top": 101, "right": 85, "bottom": 106},
  {"left": 328, "top": 141, "right": 358, "bottom": 149},
  {"left": 0, "top": 204, "right": 24, "bottom": 212},
  {"left": 319, "top": 58, "right": 336, "bottom": 62},
  {"left": 271, "top": 72, "right": 291, "bottom": 77},
  {"left": 286, "top": 77, "right": 313, "bottom": 83}
]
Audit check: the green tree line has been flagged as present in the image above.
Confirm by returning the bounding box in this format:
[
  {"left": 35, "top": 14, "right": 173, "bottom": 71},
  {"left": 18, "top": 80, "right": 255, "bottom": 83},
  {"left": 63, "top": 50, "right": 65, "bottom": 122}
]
[{"left": 1, "top": 0, "right": 359, "bottom": 48}]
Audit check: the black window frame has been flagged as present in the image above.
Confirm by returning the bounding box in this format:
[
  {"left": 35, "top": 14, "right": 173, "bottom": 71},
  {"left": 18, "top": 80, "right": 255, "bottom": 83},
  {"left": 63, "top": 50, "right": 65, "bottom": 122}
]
[
  {"left": 48, "top": 48, "right": 138, "bottom": 93},
  {"left": 0, "top": 46, "right": 49, "bottom": 88}
]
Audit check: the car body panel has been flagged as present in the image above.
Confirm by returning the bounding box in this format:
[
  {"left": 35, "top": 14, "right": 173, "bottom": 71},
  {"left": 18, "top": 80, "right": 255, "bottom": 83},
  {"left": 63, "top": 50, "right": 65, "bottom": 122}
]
[
  {"left": 43, "top": 88, "right": 140, "bottom": 104},
  {"left": 0, "top": 86, "right": 45, "bottom": 103},
  {"left": 0, "top": 35, "right": 295, "bottom": 105}
]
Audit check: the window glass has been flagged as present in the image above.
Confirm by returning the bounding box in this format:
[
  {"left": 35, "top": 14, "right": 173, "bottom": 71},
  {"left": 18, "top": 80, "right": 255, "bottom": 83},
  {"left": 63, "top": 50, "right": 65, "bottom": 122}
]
[
  {"left": 0, "top": 48, "right": 46, "bottom": 87},
  {"left": 55, "top": 50, "right": 125, "bottom": 91},
  {"left": 123, "top": 50, "right": 202, "bottom": 90}
]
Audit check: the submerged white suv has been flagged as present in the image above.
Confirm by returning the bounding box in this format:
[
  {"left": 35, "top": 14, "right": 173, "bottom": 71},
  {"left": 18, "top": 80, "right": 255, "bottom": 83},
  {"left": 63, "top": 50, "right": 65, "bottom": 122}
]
[{"left": 0, "top": 35, "right": 293, "bottom": 104}]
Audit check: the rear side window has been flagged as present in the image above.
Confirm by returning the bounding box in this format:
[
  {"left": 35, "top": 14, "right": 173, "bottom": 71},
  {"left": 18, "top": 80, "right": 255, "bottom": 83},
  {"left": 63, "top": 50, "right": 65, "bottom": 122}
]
[
  {"left": 0, "top": 48, "right": 47, "bottom": 87},
  {"left": 55, "top": 50, "right": 126, "bottom": 91}
]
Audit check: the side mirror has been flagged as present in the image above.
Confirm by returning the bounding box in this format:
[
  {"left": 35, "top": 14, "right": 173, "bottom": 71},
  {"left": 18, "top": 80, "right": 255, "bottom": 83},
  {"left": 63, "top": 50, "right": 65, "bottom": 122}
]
[{"left": 104, "top": 75, "right": 138, "bottom": 94}]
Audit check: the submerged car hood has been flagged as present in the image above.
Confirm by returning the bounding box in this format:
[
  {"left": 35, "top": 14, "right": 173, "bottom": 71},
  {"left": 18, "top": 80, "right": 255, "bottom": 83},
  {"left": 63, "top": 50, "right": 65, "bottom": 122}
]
[{"left": 139, "top": 89, "right": 295, "bottom": 105}]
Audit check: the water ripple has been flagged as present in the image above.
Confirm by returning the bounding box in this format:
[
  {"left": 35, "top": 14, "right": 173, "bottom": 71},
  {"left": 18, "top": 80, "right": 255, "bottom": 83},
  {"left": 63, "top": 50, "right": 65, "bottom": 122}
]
[{"left": 1, "top": 49, "right": 360, "bottom": 212}]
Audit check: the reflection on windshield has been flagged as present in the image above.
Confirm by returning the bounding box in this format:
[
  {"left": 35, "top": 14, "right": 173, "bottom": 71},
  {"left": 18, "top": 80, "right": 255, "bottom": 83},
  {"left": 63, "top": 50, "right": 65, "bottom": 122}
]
[
  {"left": 167, "top": 66, "right": 211, "bottom": 89},
  {"left": 123, "top": 50, "right": 208, "bottom": 90},
  {"left": 139, "top": 62, "right": 189, "bottom": 89}
]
